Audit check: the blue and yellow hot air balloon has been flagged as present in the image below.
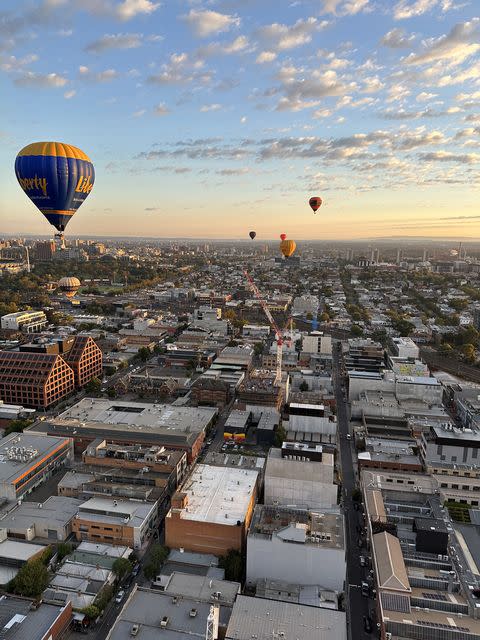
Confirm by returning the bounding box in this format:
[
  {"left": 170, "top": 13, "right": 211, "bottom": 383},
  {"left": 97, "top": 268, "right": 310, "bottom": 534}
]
[{"left": 15, "top": 141, "right": 95, "bottom": 244}]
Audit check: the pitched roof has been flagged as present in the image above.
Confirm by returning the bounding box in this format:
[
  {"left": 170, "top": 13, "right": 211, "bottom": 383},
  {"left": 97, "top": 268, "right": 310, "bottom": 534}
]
[
  {"left": 64, "top": 335, "right": 94, "bottom": 364},
  {"left": 373, "top": 531, "right": 411, "bottom": 593},
  {"left": 0, "top": 350, "right": 59, "bottom": 386}
]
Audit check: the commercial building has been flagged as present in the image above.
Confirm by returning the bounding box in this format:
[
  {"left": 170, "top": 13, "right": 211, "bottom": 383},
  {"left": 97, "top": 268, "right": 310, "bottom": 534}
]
[
  {"left": 0, "top": 496, "right": 82, "bottom": 541},
  {"left": 345, "top": 338, "right": 385, "bottom": 373},
  {"left": 165, "top": 464, "right": 258, "bottom": 556},
  {"left": 302, "top": 332, "right": 332, "bottom": 356},
  {"left": 35, "top": 240, "right": 56, "bottom": 261},
  {"left": 264, "top": 447, "right": 337, "bottom": 509},
  {"left": 107, "top": 585, "right": 233, "bottom": 640},
  {"left": 0, "top": 432, "right": 73, "bottom": 501},
  {"left": 226, "top": 595, "right": 347, "bottom": 640},
  {"left": 292, "top": 295, "right": 319, "bottom": 316},
  {"left": 214, "top": 345, "right": 254, "bottom": 371},
  {"left": 247, "top": 505, "right": 345, "bottom": 592},
  {"left": 358, "top": 437, "right": 423, "bottom": 473},
  {"left": 1, "top": 310, "right": 47, "bottom": 333},
  {"left": 238, "top": 370, "right": 288, "bottom": 412},
  {"left": 0, "top": 595, "right": 71, "bottom": 640},
  {"left": 0, "top": 351, "right": 75, "bottom": 408},
  {"left": 391, "top": 336, "right": 420, "bottom": 359},
  {"left": 71, "top": 496, "right": 158, "bottom": 549},
  {"left": 0, "top": 401, "right": 36, "bottom": 428},
  {"left": 0, "top": 537, "right": 47, "bottom": 584},
  {"left": 242, "top": 324, "right": 270, "bottom": 339},
  {"left": 32, "top": 399, "right": 218, "bottom": 462}
]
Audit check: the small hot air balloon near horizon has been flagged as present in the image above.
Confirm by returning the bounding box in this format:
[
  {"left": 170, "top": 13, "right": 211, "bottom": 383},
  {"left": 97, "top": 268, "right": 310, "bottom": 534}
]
[
  {"left": 15, "top": 141, "right": 95, "bottom": 247},
  {"left": 309, "top": 196, "right": 322, "bottom": 213},
  {"left": 280, "top": 239, "right": 296, "bottom": 258},
  {"left": 249, "top": 231, "right": 256, "bottom": 240},
  {"left": 280, "top": 233, "right": 287, "bottom": 241},
  {"left": 58, "top": 276, "right": 81, "bottom": 298}
]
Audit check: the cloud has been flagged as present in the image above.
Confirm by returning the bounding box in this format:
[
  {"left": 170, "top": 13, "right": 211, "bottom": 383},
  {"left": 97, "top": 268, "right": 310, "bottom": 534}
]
[
  {"left": 147, "top": 52, "right": 213, "bottom": 86},
  {"left": 182, "top": 9, "right": 240, "bottom": 37},
  {"left": 419, "top": 151, "right": 480, "bottom": 162},
  {"left": 394, "top": 0, "right": 438, "bottom": 19},
  {"left": 0, "top": 53, "right": 38, "bottom": 72},
  {"left": 257, "top": 17, "right": 327, "bottom": 51},
  {"left": 216, "top": 167, "right": 250, "bottom": 175},
  {"left": 319, "top": 0, "right": 370, "bottom": 15},
  {"left": 196, "top": 35, "right": 250, "bottom": 58},
  {"left": 240, "top": 116, "right": 247, "bottom": 124},
  {"left": 78, "top": 65, "right": 119, "bottom": 82},
  {"left": 273, "top": 66, "right": 356, "bottom": 111},
  {"left": 133, "top": 109, "right": 146, "bottom": 117},
  {"left": 14, "top": 71, "right": 67, "bottom": 88},
  {"left": 416, "top": 91, "right": 437, "bottom": 102},
  {"left": 154, "top": 102, "right": 170, "bottom": 116},
  {"left": 85, "top": 33, "right": 142, "bottom": 53},
  {"left": 380, "top": 28, "right": 415, "bottom": 48},
  {"left": 114, "top": 0, "right": 159, "bottom": 20},
  {"left": 64, "top": 89, "right": 76, "bottom": 99},
  {"left": 200, "top": 103, "right": 222, "bottom": 112},
  {"left": 404, "top": 18, "right": 480, "bottom": 66},
  {"left": 256, "top": 51, "right": 277, "bottom": 64}
]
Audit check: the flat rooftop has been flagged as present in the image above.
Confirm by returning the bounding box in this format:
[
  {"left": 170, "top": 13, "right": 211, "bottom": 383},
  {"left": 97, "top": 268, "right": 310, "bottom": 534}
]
[
  {"left": 0, "top": 496, "right": 82, "bottom": 533},
  {"left": 0, "top": 432, "right": 71, "bottom": 485},
  {"left": 0, "top": 539, "right": 45, "bottom": 562},
  {"left": 226, "top": 595, "right": 347, "bottom": 640},
  {"left": 77, "top": 497, "right": 155, "bottom": 529},
  {"left": 55, "top": 398, "right": 217, "bottom": 433},
  {"left": 0, "top": 595, "right": 68, "bottom": 640},
  {"left": 164, "top": 572, "right": 240, "bottom": 604},
  {"left": 172, "top": 464, "right": 258, "bottom": 525},
  {"left": 266, "top": 448, "right": 334, "bottom": 483},
  {"left": 203, "top": 451, "right": 266, "bottom": 471}
]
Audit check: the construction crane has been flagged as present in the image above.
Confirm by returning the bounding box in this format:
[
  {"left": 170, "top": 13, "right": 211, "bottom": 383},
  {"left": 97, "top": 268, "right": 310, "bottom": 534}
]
[{"left": 244, "top": 269, "right": 284, "bottom": 385}]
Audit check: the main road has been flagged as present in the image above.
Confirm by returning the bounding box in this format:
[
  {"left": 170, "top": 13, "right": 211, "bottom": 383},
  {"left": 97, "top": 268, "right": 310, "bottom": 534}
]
[{"left": 333, "top": 342, "right": 377, "bottom": 639}]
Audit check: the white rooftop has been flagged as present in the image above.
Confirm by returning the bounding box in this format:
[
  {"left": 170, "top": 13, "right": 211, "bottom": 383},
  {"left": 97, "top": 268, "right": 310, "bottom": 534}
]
[{"left": 175, "top": 464, "right": 258, "bottom": 525}]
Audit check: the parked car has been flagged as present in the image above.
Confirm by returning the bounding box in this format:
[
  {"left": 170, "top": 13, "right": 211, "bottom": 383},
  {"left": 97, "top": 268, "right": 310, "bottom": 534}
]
[
  {"left": 360, "top": 555, "right": 366, "bottom": 567},
  {"left": 363, "top": 616, "right": 372, "bottom": 633},
  {"left": 115, "top": 590, "right": 125, "bottom": 603}
]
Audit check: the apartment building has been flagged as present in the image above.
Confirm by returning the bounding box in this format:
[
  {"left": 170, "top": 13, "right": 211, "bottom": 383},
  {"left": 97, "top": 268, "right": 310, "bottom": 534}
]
[{"left": 1, "top": 311, "right": 47, "bottom": 333}]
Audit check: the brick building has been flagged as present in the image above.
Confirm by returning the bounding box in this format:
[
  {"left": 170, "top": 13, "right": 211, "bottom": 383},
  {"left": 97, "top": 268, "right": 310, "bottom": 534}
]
[
  {"left": 63, "top": 336, "right": 103, "bottom": 387},
  {"left": 165, "top": 464, "right": 259, "bottom": 556},
  {"left": 0, "top": 351, "right": 74, "bottom": 409}
]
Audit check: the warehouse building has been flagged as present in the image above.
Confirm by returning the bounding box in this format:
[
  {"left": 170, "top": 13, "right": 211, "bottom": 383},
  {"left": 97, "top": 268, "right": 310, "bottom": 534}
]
[{"left": 166, "top": 464, "right": 259, "bottom": 556}]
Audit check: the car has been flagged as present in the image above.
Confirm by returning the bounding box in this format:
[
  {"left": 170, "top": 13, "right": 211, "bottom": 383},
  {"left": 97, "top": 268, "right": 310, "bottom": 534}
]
[
  {"left": 115, "top": 590, "right": 125, "bottom": 603},
  {"left": 346, "top": 434, "right": 352, "bottom": 440},
  {"left": 132, "top": 564, "right": 140, "bottom": 577},
  {"left": 363, "top": 616, "right": 372, "bottom": 633},
  {"left": 361, "top": 581, "right": 370, "bottom": 597},
  {"left": 359, "top": 555, "right": 366, "bottom": 566}
]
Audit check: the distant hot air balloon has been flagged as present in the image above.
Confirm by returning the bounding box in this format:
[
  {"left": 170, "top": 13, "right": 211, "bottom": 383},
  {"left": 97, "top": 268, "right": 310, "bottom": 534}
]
[
  {"left": 309, "top": 196, "right": 322, "bottom": 213},
  {"left": 15, "top": 142, "right": 95, "bottom": 246},
  {"left": 58, "top": 276, "right": 81, "bottom": 298},
  {"left": 249, "top": 231, "right": 256, "bottom": 240},
  {"left": 280, "top": 233, "right": 287, "bottom": 241},
  {"left": 280, "top": 239, "right": 296, "bottom": 258}
]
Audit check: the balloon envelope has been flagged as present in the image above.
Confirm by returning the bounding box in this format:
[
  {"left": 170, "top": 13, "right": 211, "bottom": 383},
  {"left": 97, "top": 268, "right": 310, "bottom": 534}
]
[
  {"left": 58, "top": 276, "right": 81, "bottom": 298},
  {"left": 309, "top": 196, "right": 322, "bottom": 213},
  {"left": 249, "top": 231, "right": 256, "bottom": 240},
  {"left": 15, "top": 141, "right": 95, "bottom": 234},
  {"left": 280, "top": 233, "right": 287, "bottom": 241},
  {"left": 280, "top": 239, "right": 296, "bottom": 258}
]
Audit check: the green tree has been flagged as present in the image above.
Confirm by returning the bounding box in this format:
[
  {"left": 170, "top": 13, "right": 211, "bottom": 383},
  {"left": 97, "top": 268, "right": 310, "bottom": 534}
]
[
  {"left": 299, "top": 380, "right": 309, "bottom": 392},
  {"left": 320, "top": 312, "right": 330, "bottom": 322},
  {"left": 8, "top": 559, "right": 49, "bottom": 598},
  {"left": 462, "top": 343, "right": 476, "bottom": 363},
  {"left": 143, "top": 545, "right": 169, "bottom": 581},
  {"left": 274, "top": 424, "right": 287, "bottom": 447},
  {"left": 82, "top": 605, "right": 100, "bottom": 621},
  {"left": 138, "top": 347, "right": 151, "bottom": 362},
  {"left": 56, "top": 543, "right": 73, "bottom": 563},
  {"left": 219, "top": 549, "right": 243, "bottom": 582},
  {"left": 84, "top": 377, "right": 101, "bottom": 394},
  {"left": 112, "top": 558, "right": 133, "bottom": 581},
  {"left": 253, "top": 343, "right": 264, "bottom": 356},
  {"left": 439, "top": 343, "right": 453, "bottom": 356},
  {"left": 351, "top": 324, "right": 363, "bottom": 337},
  {"left": 3, "top": 418, "right": 33, "bottom": 436},
  {"left": 107, "top": 387, "right": 117, "bottom": 398}
]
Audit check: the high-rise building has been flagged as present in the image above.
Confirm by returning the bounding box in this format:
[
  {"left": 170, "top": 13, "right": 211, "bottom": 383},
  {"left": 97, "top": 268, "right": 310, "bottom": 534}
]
[{"left": 35, "top": 240, "right": 56, "bottom": 261}]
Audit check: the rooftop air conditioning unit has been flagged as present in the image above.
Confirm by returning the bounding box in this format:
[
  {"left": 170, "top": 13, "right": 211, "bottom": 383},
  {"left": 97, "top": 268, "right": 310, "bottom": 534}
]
[{"left": 160, "top": 616, "right": 169, "bottom": 628}]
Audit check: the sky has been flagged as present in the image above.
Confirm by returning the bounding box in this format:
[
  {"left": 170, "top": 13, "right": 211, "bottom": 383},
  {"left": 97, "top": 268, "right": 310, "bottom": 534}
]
[{"left": 0, "top": 0, "right": 479, "bottom": 240}]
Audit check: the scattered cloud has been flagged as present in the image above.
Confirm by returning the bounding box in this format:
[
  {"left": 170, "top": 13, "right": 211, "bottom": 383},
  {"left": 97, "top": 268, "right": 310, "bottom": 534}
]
[
  {"left": 85, "top": 33, "right": 143, "bottom": 53},
  {"left": 14, "top": 71, "right": 67, "bottom": 88},
  {"left": 154, "top": 102, "right": 170, "bottom": 116},
  {"left": 196, "top": 35, "right": 250, "bottom": 58},
  {"left": 181, "top": 9, "right": 240, "bottom": 38},
  {"left": 133, "top": 108, "right": 146, "bottom": 117},
  {"left": 404, "top": 18, "right": 480, "bottom": 66},
  {"left": 380, "top": 27, "right": 415, "bottom": 48},
  {"left": 256, "top": 51, "right": 277, "bottom": 64},
  {"left": 0, "top": 53, "right": 38, "bottom": 72},
  {"left": 257, "top": 18, "right": 327, "bottom": 51},
  {"left": 419, "top": 150, "right": 480, "bottom": 162},
  {"left": 64, "top": 89, "right": 76, "bottom": 98},
  {"left": 416, "top": 91, "right": 437, "bottom": 102},
  {"left": 319, "top": 0, "right": 370, "bottom": 15},
  {"left": 200, "top": 103, "right": 222, "bottom": 112},
  {"left": 147, "top": 52, "right": 213, "bottom": 86},
  {"left": 114, "top": 0, "right": 160, "bottom": 21},
  {"left": 78, "top": 65, "right": 119, "bottom": 82}
]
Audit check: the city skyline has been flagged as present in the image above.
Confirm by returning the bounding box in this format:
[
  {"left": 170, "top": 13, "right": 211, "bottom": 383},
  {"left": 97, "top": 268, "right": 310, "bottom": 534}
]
[{"left": 1, "top": 0, "right": 479, "bottom": 239}]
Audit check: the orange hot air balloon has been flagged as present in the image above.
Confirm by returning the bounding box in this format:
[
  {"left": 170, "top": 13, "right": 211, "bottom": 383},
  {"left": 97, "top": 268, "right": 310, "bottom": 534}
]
[
  {"left": 280, "top": 239, "right": 296, "bottom": 258},
  {"left": 280, "top": 233, "right": 287, "bottom": 241},
  {"left": 309, "top": 196, "right": 322, "bottom": 213},
  {"left": 58, "top": 276, "right": 81, "bottom": 298}
]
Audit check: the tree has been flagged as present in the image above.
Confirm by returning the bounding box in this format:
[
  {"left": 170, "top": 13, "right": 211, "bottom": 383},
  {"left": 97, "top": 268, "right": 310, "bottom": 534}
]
[
  {"left": 138, "top": 347, "right": 151, "bottom": 362},
  {"left": 143, "top": 545, "right": 169, "bottom": 581},
  {"left": 56, "top": 543, "right": 73, "bottom": 563},
  {"left": 8, "top": 559, "right": 49, "bottom": 598},
  {"left": 3, "top": 418, "right": 33, "bottom": 436},
  {"left": 83, "top": 605, "right": 100, "bottom": 621},
  {"left": 462, "top": 343, "right": 476, "bottom": 363},
  {"left": 299, "top": 380, "right": 309, "bottom": 392},
  {"left": 107, "top": 387, "right": 117, "bottom": 398},
  {"left": 439, "top": 343, "right": 453, "bottom": 356},
  {"left": 253, "top": 343, "right": 264, "bottom": 356},
  {"left": 274, "top": 424, "right": 287, "bottom": 447},
  {"left": 219, "top": 549, "right": 243, "bottom": 582},
  {"left": 320, "top": 312, "right": 330, "bottom": 322},
  {"left": 84, "top": 377, "right": 101, "bottom": 395},
  {"left": 112, "top": 558, "right": 133, "bottom": 581},
  {"left": 351, "top": 324, "right": 363, "bottom": 337}
]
